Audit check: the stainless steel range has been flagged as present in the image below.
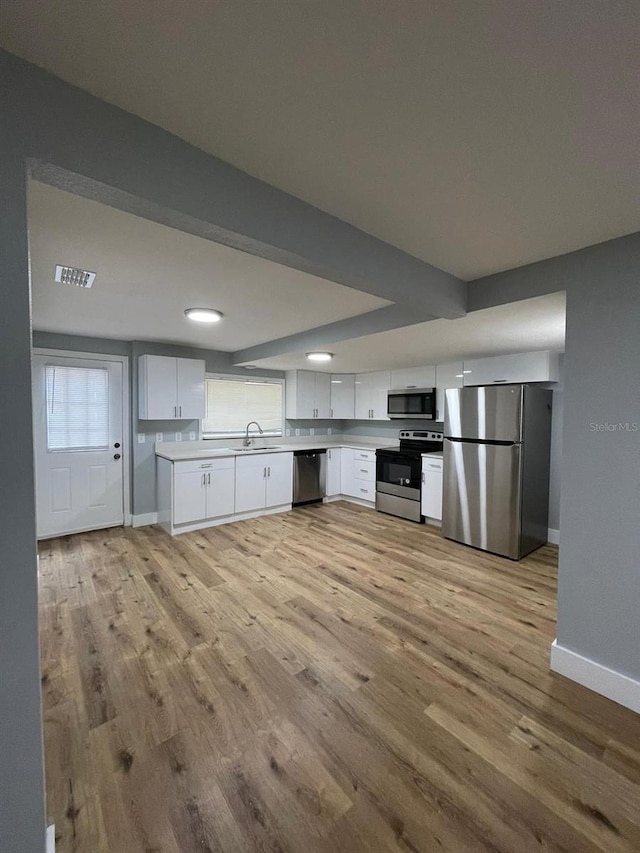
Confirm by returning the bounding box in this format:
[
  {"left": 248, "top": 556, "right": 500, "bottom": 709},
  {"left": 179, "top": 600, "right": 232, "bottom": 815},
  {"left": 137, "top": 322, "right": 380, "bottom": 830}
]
[{"left": 376, "top": 430, "right": 443, "bottom": 522}]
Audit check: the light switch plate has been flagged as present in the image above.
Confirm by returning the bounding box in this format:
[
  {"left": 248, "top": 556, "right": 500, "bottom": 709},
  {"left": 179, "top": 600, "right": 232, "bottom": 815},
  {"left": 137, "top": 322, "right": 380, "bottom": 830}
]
[
  {"left": 156, "top": 432, "right": 163, "bottom": 442},
  {"left": 175, "top": 432, "right": 182, "bottom": 441},
  {"left": 189, "top": 432, "right": 196, "bottom": 441},
  {"left": 137, "top": 433, "right": 145, "bottom": 444}
]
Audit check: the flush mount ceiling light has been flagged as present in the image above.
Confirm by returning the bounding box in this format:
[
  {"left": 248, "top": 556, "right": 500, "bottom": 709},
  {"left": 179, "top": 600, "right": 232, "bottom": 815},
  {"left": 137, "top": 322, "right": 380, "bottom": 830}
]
[
  {"left": 306, "top": 352, "right": 334, "bottom": 362},
  {"left": 55, "top": 264, "right": 96, "bottom": 289},
  {"left": 184, "top": 308, "right": 224, "bottom": 323}
]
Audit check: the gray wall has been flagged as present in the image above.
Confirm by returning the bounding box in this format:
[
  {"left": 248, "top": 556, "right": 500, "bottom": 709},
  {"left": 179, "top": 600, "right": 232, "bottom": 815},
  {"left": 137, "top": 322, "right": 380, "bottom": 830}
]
[
  {"left": 475, "top": 234, "right": 640, "bottom": 680},
  {"left": 1, "top": 160, "right": 46, "bottom": 850},
  {"left": 548, "top": 358, "right": 564, "bottom": 532},
  {"left": 557, "top": 275, "right": 639, "bottom": 677}
]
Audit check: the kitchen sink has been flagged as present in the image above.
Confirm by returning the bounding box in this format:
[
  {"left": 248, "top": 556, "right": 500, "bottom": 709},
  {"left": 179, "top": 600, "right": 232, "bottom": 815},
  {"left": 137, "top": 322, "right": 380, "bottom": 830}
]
[{"left": 235, "top": 445, "right": 281, "bottom": 452}]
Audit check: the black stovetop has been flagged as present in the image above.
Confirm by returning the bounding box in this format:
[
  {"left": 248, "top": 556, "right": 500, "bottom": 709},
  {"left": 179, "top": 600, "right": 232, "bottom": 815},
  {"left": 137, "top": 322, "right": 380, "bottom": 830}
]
[{"left": 378, "top": 430, "right": 443, "bottom": 457}]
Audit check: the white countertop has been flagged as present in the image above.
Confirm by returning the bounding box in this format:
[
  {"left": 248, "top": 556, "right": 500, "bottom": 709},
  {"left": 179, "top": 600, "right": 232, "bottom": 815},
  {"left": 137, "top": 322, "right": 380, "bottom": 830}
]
[
  {"left": 422, "top": 450, "right": 443, "bottom": 458},
  {"left": 156, "top": 437, "right": 398, "bottom": 462}
]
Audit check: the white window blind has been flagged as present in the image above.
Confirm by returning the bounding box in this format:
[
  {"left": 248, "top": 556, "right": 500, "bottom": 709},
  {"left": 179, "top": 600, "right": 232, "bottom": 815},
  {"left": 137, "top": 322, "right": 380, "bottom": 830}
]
[
  {"left": 45, "top": 365, "right": 109, "bottom": 451},
  {"left": 203, "top": 376, "right": 283, "bottom": 438}
]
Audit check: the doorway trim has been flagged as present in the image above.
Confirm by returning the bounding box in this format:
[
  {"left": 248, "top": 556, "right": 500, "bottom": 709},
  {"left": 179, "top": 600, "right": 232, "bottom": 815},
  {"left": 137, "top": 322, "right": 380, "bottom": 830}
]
[{"left": 33, "top": 348, "right": 132, "bottom": 527}]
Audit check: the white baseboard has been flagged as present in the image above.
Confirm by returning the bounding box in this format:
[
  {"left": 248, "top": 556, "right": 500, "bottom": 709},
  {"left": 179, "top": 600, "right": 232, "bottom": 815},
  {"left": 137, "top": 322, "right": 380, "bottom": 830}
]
[
  {"left": 132, "top": 512, "right": 158, "bottom": 528},
  {"left": 164, "top": 504, "right": 293, "bottom": 536},
  {"left": 547, "top": 527, "right": 560, "bottom": 544},
  {"left": 550, "top": 639, "right": 640, "bottom": 714},
  {"left": 46, "top": 825, "right": 55, "bottom": 853}
]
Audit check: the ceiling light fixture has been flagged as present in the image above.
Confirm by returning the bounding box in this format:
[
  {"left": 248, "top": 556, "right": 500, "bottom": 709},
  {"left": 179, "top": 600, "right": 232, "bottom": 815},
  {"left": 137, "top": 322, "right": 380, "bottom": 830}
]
[
  {"left": 306, "top": 352, "right": 334, "bottom": 362},
  {"left": 184, "top": 307, "right": 223, "bottom": 323}
]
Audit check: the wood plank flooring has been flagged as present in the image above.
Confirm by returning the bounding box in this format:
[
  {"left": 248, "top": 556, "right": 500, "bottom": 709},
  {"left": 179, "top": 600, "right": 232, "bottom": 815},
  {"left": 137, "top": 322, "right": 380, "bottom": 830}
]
[{"left": 38, "top": 502, "right": 640, "bottom": 852}]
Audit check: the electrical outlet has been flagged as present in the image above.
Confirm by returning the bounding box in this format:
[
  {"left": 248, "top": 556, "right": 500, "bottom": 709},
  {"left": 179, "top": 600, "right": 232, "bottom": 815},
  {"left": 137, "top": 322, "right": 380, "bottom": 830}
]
[
  {"left": 137, "top": 433, "right": 145, "bottom": 444},
  {"left": 285, "top": 428, "right": 291, "bottom": 437},
  {"left": 156, "top": 432, "right": 163, "bottom": 442},
  {"left": 310, "top": 428, "right": 315, "bottom": 436},
  {"left": 295, "top": 428, "right": 300, "bottom": 437},
  {"left": 175, "top": 432, "right": 182, "bottom": 441},
  {"left": 327, "top": 427, "right": 333, "bottom": 435},
  {"left": 189, "top": 431, "right": 196, "bottom": 441}
]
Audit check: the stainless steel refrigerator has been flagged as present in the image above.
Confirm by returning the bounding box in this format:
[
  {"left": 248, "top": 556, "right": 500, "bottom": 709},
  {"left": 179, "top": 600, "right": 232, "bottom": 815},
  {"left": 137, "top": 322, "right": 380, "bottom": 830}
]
[{"left": 442, "top": 384, "right": 552, "bottom": 559}]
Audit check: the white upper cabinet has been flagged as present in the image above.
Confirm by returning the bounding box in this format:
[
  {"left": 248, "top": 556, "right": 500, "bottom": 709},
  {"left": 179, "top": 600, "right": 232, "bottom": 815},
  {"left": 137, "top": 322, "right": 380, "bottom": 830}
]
[
  {"left": 462, "top": 351, "right": 560, "bottom": 386},
  {"left": 390, "top": 365, "right": 436, "bottom": 390},
  {"left": 329, "top": 374, "right": 355, "bottom": 419},
  {"left": 314, "top": 373, "right": 331, "bottom": 419},
  {"left": 138, "top": 355, "right": 205, "bottom": 420},
  {"left": 355, "top": 371, "right": 391, "bottom": 420},
  {"left": 176, "top": 358, "right": 207, "bottom": 420},
  {"left": 435, "top": 361, "right": 464, "bottom": 421},
  {"left": 286, "top": 370, "right": 331, "bottom": 419}
]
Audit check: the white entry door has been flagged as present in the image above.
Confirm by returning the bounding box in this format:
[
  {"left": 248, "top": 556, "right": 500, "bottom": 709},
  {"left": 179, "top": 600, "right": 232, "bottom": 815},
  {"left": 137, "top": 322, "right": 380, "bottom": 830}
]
[{"left": 33, "top": 354, "right": 125, "bottom": 538}]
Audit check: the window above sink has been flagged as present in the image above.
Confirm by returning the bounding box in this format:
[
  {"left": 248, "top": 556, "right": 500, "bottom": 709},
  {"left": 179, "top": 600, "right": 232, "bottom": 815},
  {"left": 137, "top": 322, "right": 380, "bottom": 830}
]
[{"left": 202, "top": 374, "right": 284, "bottom": 440}]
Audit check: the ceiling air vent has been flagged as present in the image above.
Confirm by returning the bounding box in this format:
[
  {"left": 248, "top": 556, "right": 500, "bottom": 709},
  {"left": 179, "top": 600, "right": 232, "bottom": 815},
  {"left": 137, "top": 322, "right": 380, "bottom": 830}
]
[{"left": 54, "top": 265, "right": 96, "bottom": 289}]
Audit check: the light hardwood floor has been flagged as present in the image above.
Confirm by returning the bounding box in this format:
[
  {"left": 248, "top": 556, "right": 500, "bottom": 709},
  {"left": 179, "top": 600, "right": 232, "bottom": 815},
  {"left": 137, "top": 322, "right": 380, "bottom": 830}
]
[{"left": 39, "top": 501, "right": 640, "bottom": 852}]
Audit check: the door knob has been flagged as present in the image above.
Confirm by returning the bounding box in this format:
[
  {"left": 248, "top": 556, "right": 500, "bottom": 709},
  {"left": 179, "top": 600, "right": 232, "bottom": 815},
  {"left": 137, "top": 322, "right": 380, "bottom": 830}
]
[{"left": 114, "top": 453, "right": 121, "bottom": 460}]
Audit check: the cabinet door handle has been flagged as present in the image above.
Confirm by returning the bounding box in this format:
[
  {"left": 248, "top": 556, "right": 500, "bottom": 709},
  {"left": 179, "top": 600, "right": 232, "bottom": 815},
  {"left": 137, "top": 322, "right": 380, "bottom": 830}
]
[
  {"left": 207, "top": 472, "right": 211, "bottom": 485},
  {"left": 179, "top": 405, "right": 182, "bottom": 417},
  {"left": 263, "top": 467, "right": 266, "bottom": 478},
  {"left": 202, "top": 473, "right": 206, "bottom": 486},
  {"left": 360, "top": 468, "right": 367, "bottom": 473},
  {"left": 494, "top": 379, "right": 508, "bottom": 383},
  {"left": 173, "top": 406, "right": 177, "bottom": 417},
  {"left": 267, "top": 466, "right": 271, "bottom": 477},
  {"left": 360, "top": 487, "right": 368, "bottom": 493},
  {"left": 328, "top": 449, "right": 331, "bottom": 459},
  {"left": 422, "top": 472, "right": 425, "bottom": 483}
]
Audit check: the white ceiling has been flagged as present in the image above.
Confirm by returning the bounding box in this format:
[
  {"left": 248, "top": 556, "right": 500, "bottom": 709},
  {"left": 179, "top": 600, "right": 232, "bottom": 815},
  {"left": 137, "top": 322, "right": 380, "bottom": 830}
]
[
  {"left": 27, "top": 181, "right": 389, "bottom": 349},
  {"left": 3, "top": 1, "right": 640, "bottom": 279},
  {"left": 28, "top": 181, "right": 565, "bottom": 369},
  {"left": 251, "top": 293, "right": 566, "bottom": 373}
]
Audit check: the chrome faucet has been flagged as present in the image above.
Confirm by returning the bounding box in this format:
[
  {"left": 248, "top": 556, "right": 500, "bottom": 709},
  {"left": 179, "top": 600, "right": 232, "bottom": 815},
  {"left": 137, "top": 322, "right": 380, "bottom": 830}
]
[{"left": 243, "top": 421, "right": 264, "bottom": 446}]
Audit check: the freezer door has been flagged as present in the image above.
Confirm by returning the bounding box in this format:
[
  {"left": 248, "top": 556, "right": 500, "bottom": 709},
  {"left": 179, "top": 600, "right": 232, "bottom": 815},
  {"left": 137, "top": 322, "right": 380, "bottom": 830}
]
[
  {"left": 442, "top": 438, "right": 522, "bottom": 559},
  {"left": 444, "top": 385, "right": 524, "bottom": 442}
]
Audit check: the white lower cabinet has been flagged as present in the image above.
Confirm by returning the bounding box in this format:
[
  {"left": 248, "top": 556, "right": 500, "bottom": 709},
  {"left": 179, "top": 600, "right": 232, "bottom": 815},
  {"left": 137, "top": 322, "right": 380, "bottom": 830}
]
[
  {"left": 172, "top": 458, "right": 235, "bottom": 525},
  {"left": 235, "top": 452, "right": 293, "bottom": 514},
  {"left": 340, "top": 448, "right": 355, "bottom": 497},
  {"left": 326, "top": 448, "right": 342, "bottom": 496},
  {"left": 159, "top": 446, "right": 382, "bottom": 536},
  {"left": 421, "top": 456, "right": 443, "bottom": 521},
  {"left": 339, "top": 447, "right": 376, "bottom": 502}
]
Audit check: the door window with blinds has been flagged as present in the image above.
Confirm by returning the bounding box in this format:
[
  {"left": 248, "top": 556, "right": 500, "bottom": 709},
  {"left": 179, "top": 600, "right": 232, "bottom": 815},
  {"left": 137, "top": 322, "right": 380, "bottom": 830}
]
[
  {"left": 202, "top": 375, "right": 284, "bottom": 438},
  {"left": 45, "top": 364, "right": 110, "bottom": 451}
]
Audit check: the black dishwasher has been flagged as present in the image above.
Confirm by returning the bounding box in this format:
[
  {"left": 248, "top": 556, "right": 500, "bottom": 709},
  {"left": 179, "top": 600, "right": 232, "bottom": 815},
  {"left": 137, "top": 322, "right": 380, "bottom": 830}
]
[{"left": 293, "top": 449, "right": 327, "bottom": 506}]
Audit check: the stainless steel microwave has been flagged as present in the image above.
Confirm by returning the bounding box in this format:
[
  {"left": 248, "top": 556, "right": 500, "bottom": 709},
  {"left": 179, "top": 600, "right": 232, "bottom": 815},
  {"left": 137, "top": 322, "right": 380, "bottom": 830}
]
[{"left": 387, "top": 388, "right": 436, "bottom": 419}]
